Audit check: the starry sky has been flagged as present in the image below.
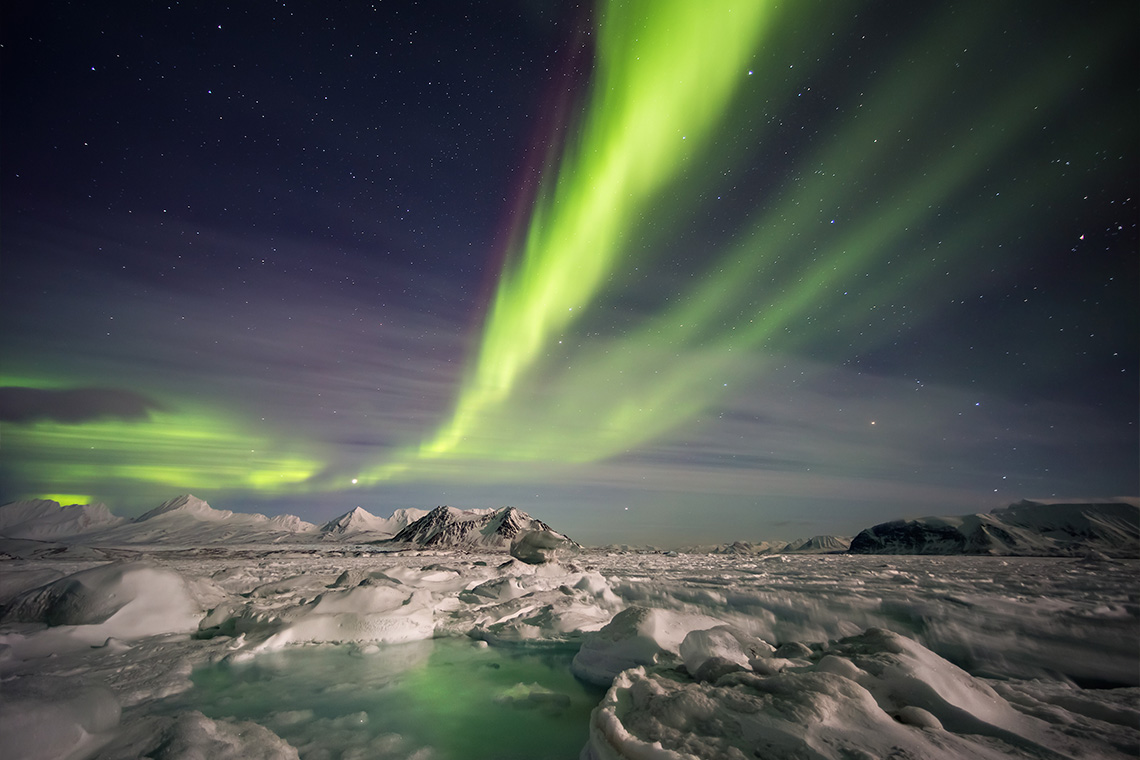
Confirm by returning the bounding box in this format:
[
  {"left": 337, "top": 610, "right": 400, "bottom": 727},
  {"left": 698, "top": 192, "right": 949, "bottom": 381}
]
[{"left": 2, "top": 0, "right": 1136, "bottom": 546}]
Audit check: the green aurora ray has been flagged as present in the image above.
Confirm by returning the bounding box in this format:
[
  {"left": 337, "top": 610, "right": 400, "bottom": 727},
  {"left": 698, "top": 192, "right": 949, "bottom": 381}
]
[
  {"left": 355, "top": 0, "right": 1132, "bottom": 486},
  {"left": 358, "top": 0, "right": 778, "bottom": 483}
]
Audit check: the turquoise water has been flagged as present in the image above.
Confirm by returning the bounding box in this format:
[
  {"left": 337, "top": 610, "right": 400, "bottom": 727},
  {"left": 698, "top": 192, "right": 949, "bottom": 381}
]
[{"left": 175, "top": 638, "right": 605, "bottom": 759}]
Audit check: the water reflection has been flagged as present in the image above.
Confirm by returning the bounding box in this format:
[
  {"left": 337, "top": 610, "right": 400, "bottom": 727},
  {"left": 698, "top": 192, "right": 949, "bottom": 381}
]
[{"left": 173, "top": 638, "right": 604, "bottom": 759}]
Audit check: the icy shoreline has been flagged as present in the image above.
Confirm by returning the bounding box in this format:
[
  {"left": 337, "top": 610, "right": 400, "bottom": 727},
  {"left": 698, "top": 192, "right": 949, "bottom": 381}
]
[{"left": 1, "top": 548, "right": 1137, "bottom": 759}]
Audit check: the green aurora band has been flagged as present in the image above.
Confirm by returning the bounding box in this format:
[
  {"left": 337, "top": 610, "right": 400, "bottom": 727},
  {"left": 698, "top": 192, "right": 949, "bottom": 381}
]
[
  {"left": 356, "top": 0, "right": 1131, "bottom": 485},
  {"left": 359, "top": 0, "right": 778, "bottom": 482},
  {"left": 2, "top": 376, "right": 321, "bottom": 504},
  {"left": 4, "top": 1, "right": 1131, "bottom": 503}
]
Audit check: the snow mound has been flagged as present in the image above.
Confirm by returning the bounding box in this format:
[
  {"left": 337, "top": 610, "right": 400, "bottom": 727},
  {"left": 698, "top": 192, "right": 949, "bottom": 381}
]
[
  {"left": 0, "top": 561, "right": 202, "bottom": 657},
  {"left": 0, "top": 676, "right": 121, "bottom": 760},
  {"left": 510, "top": 529, "right": 580, "bottom": 564},
  {"left": 239, "top": 581, "right": 436, "bottom": 652},
  {"left": 91, "top": 710, "right": 299, "bottom": 760},
  {"left": 0, "top": 499, "right": 125, "bottom": 539},
  {"left": 583, "top": 627, "right": 1136, "bottom": 760},
  {"left": 571, "top": 606, "right": 727, "bottom": 686},
  {"left": 463, "top": 568, "right": 622, "bottom": 644},
  {"left": 679, "top": 625, "right": 775, "bottom": 676}
]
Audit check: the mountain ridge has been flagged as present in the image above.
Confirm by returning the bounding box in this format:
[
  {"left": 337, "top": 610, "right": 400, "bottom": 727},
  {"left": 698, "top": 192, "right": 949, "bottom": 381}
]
[
  {"left": 0, "top": 495, "right": 569, "bottom": 550},
  {"left": 388, "top": 505, "right": 574, "bottom": 550},
  {"left": 849, "top": 499, "right": 1140, "bottom": 557}
]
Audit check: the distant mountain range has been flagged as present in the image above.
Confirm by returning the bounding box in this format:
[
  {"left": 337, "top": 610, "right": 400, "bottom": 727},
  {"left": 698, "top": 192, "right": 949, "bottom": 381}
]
[
  {"left": 318, "top": 506, "right": 428, "bottom": 539},
  {"left": 849, "top": 499, "right": 1139, "bottom": 557},
  {"left": 678, "top": 536, "right": 853, "bottom": 555},
  {"left": 1, "top": 495, "right": 1136, "bottom": 556},
  {"left": 0, "top": 494, "right": 570, "bottom": 551}
]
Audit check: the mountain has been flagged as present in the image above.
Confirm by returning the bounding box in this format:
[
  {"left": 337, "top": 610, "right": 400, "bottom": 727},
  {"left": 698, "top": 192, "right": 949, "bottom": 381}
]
[
  {"left": 0, "top": 496, "right": 566, "bottom": 550},
  {"left": 77, "top": 494, "right": 320, "bottom": 545},
  {"left": 0, "top": 494, "right": 320, "bottom": 546},
  {"left": 389, "top": 505, "right": 571, "bottom": 550},
  {"left": 849, "top": 499, "right": 1140, "bottom": 557},
  {"left": 785, "top": 535, "right": 852, "bottom": 553},
  {"left": 318, "top": 506, "right": 427, "bottom": 539},
  {"left": 678, "top": 536, "right": 851, "bottom": 555},
  {"left": 0, "top": 499, "right": 125, "bottom": 540},
  {"left": 136, "top": 494, "right": 237, "bottom": 522},
  {"left": 704, "top": 540, "right": 786, "bottom": 556}
]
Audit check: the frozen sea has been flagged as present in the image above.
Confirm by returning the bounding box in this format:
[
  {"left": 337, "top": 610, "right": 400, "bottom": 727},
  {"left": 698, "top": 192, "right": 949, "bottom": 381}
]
[{"left": 1, "top": 546, "right": 1137, "bottom": 759}]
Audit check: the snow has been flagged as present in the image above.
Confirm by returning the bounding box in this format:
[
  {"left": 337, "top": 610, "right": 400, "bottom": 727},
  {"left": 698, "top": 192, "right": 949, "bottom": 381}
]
[
  {"left": 136, "top": 493, "right": 236, "bottom": 522},
  {"left": 851, "top": 498, "right": 1140, "bottom": 556},
  {"left": 0, "top": 499, "right": 125, "bottom": 540},
  {"left": 0, "top": 676, "right": 121, "bottom": 760},
  {"left": 571, "top": 607, "right": 728, "bottom": 687},
  {"left": 511, "top": 528, "right": 581, "bottom": 564},
  {"left": 390, "top": 505, "right": 566, "bottom": 549},
  {"left": 680, "top": 535, "right": 853, "bottom": 555},
  {"left": 0, "top": 560, "right": 203, "bottom": 659},
  {"left": 0, "top": 499, "right": 1137, "bottom": 759},
  {"left": 318, "top": 505, "right": 426, "bottom": 539},
  {"left": 583, "top": 627, "right": 1137, "bottom": 759}
]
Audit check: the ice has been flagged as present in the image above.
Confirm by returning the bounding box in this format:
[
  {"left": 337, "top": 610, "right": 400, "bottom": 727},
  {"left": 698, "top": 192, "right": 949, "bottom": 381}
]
[
  {"left": 582, "top": 628, "right": 1138, "bottom": 759},
  {"left": 91, "top": 711, "right": 301, "bottom": 760},
  {"left": 511, "top": 529, "right": 581, "bottom": 564},
  {"left": 0, "top": 676, "right": 121, "bottom": 760},
  {"left": 0, "top": 545, "right": 1136, "bottom": 759},
  {"left": 678, "top": 625, "right": 774, "bottom": 675},
  {"left": 250, "top": 585, "right": 436, "bottom": 652},
  {"left": 571, "top": 606, "right": 732, "bottom": 687},
  {"left": 163, "top": 639, "right": 600, "bottom": 759},
  {"left": 0, "top": 561, "right": 202, "bottom": 659}
]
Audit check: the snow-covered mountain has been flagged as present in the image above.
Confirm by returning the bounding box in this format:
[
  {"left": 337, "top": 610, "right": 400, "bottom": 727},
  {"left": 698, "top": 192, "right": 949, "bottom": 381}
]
[
  {"left": 135, "top": 494, "right": 238, "bottom": 522},
  {"left": 693, "top": 540, "right": 786, "bottom": 556},
  {"left": 679, "top": 536, "right": 851, "bottom": 555},
  {"left": 849, "top": 498, "right": 1140, "bottom": 557},
  {"left": 389, "top": 505, "right": 572, "bottom": 550},
  {"left": 0, "top": 496, "right": 566, "bottom": 550},
  {"left": 318, "top": 506, "right": 428, "bottom": 540},
  {"left": 0, "top": 499, "right": 125, "bottom": 540},
  {"left": 61, "top": 494, "right": 321, "bottom": 546},
  {"left": 784, "top": 535, "right": 853, "bottom": 553},
  {"left": 0, "top": 494, "right": 322, "bottom": 546}
]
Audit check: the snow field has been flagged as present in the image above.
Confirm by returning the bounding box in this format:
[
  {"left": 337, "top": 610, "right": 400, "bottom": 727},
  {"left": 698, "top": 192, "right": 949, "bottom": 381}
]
[{"left": 0, "top": 550, "right": 1136, "bottom": 759}]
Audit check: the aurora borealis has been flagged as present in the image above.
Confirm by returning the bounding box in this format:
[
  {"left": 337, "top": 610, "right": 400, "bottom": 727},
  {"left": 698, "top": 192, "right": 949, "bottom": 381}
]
[{"left": 2, "top": 1, "right": 1136, "bottom": 545}]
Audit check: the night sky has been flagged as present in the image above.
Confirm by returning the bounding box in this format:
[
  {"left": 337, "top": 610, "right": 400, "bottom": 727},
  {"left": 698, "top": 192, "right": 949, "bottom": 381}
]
[{"left": 2, "top": 0, "right": 1136, "bottom": 546}]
